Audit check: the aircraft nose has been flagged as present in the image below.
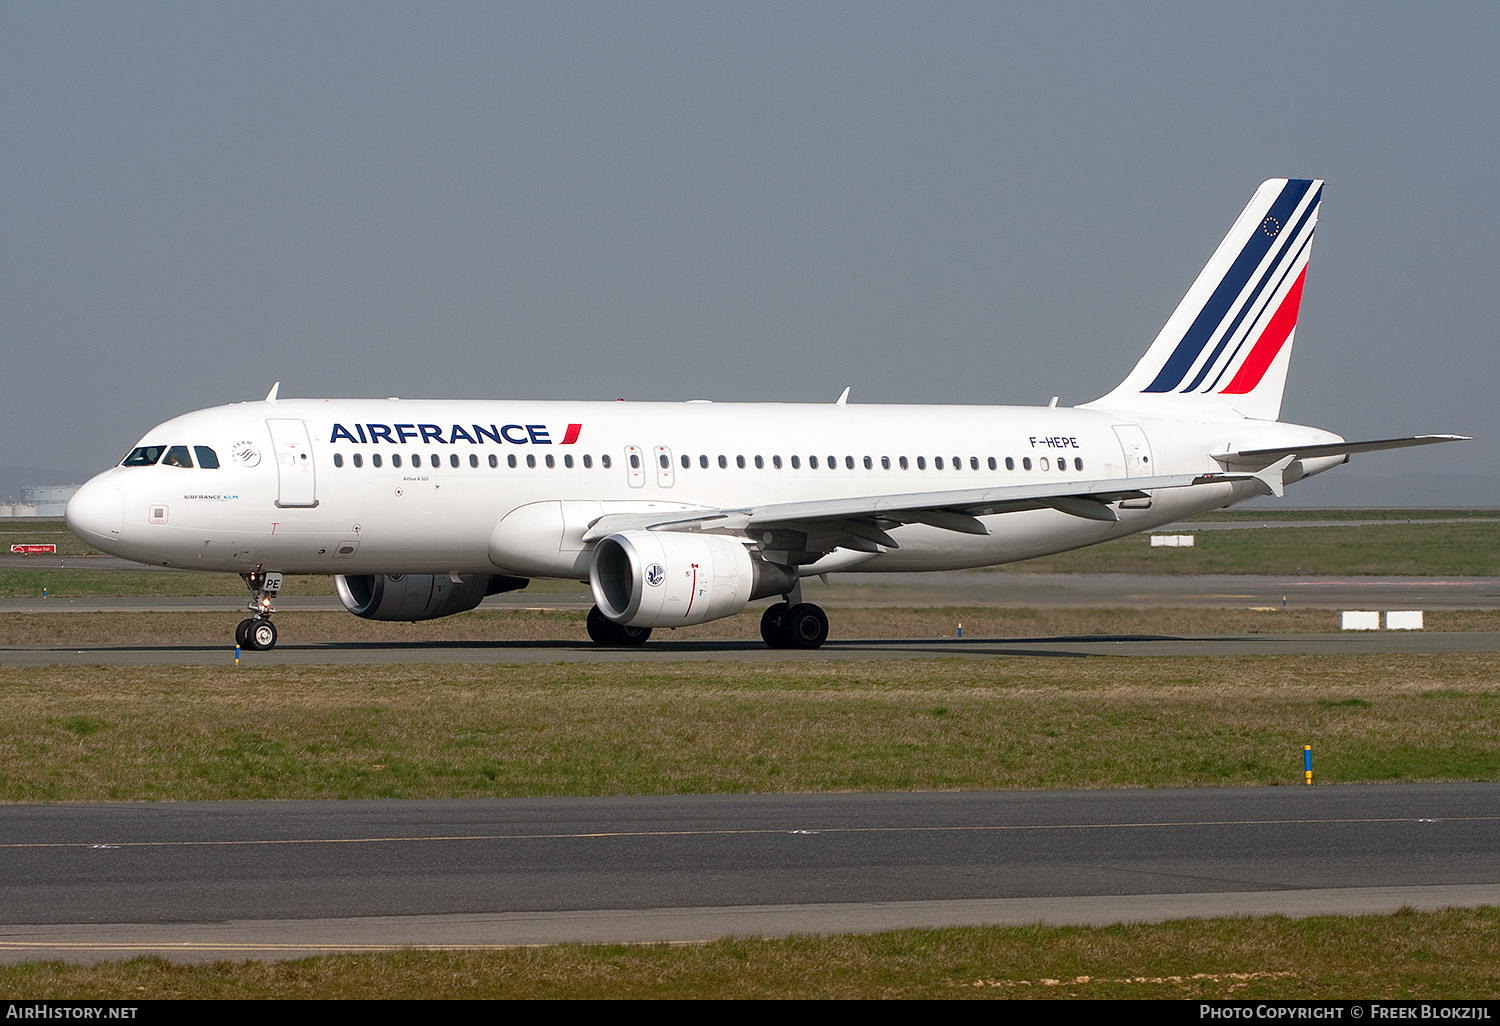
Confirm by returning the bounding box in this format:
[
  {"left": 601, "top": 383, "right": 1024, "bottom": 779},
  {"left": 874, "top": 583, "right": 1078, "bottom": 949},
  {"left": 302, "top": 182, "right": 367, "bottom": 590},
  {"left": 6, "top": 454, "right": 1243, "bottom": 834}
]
[{"left": 65, "top": 478, "right": 124, "bottom": 552}]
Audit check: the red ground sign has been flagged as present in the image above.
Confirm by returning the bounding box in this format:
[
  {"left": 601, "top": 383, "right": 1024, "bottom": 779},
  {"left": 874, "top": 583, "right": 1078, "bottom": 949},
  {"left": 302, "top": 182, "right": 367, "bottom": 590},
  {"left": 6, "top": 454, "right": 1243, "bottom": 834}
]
[{"left": 10, "top": 544, "right": 57, "bottom": 555}]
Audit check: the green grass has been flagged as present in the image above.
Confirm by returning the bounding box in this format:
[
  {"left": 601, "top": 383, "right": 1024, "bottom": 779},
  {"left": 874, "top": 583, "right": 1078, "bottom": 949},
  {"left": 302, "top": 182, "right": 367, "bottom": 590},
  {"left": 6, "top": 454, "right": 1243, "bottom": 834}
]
[
  {"left": 4, "top": 909, "right": 1498, "bottom": 998},
  {"left": 1, "top": 512, "right": 1496, "bottom": 601},
  {"left": 1182, "top": 507, "right": 1500, "bottom": 522},
  {"left": 0, "top": 519, "right": 96, "bottom": 556},
  {"left": 2, "top": 521, "right": 1494, "bottom": 601},
  {"left": 0, "top": 655, "right": 1494, "bottom": 801},
  {"left": 1001, "top": 522, "right": 1500, "bottom": 576},
  {"left": 0, "top": 569, "right": 320, "bottom": 598}
]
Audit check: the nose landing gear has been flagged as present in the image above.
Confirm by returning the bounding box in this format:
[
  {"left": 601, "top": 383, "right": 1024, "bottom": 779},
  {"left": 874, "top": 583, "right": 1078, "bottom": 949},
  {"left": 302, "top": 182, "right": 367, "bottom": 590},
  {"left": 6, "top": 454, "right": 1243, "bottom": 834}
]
[{"left": 237, "top": 571, "right": 283, "bottom": 651}]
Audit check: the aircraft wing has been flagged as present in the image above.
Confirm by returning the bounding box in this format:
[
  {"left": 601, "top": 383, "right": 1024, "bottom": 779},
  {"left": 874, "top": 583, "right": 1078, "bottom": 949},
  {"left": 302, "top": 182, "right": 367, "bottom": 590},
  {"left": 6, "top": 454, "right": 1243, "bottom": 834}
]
[
  {"left": 1213, "top": 434, "right": 1468, "bottom": 466},
  {"left": 580, "top": 468, "right": 1276, "bottom": 546}
]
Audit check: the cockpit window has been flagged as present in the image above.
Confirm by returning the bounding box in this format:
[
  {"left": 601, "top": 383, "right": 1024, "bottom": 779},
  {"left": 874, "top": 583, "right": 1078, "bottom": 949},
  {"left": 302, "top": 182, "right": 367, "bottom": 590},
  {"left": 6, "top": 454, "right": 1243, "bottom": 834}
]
[
  {"left": 194, "top": 446, "right": 220, "bottom": 469},
  {"left": 122, "top": 445, "right": 166, "bottom": 467},
  {"left": 162, "top": 446, "right": 194, "bottom": 468}
]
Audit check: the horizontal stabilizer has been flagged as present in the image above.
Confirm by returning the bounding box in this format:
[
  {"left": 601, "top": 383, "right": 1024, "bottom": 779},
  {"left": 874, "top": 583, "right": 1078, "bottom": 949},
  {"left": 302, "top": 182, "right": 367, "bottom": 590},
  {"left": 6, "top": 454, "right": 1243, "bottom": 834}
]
[{"left": 1214, "top": 434, "right": 1469, "bottom": 466}]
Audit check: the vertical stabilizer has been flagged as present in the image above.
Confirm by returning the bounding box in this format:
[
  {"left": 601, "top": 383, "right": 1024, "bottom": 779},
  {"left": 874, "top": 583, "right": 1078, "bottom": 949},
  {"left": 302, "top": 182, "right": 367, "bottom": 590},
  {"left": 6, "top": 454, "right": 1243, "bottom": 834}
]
[{"left": 1083, "top": 178, "right": 1322, "bottom": 422}]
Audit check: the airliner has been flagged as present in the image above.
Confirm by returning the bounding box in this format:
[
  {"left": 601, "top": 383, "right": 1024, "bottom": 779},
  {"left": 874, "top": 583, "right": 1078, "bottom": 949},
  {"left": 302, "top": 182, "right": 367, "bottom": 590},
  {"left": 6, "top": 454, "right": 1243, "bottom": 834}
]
[{"left": 65, "top": 179, "right": 1463, "bottom": 651}]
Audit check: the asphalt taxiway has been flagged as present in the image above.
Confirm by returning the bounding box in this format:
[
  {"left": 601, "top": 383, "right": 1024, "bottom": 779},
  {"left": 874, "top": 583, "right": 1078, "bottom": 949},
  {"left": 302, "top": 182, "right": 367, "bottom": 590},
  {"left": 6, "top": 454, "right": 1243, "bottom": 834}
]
[
  {"left": 1, "top": 785, "right": 1496, "bottom": 963},
  {"left": 6, "top": 570, "right": 1500, "bottom": 614},
  {"left": 3, "top": 630, "right": 1499, "bottom": 667}
]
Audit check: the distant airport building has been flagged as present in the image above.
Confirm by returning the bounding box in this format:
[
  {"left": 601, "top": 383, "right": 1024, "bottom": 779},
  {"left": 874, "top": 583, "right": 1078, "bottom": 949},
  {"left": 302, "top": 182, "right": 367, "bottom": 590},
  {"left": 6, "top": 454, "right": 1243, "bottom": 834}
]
[{"left": 1, "top": 485, "right": 80, "bottom": 517}]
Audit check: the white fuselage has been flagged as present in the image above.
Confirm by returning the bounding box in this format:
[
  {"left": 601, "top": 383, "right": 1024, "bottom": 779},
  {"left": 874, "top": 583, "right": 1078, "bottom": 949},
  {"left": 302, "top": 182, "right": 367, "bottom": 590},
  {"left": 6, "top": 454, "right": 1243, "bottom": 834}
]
[{"left": 65, "top": 397, "right": 1343, "bottom": 579}]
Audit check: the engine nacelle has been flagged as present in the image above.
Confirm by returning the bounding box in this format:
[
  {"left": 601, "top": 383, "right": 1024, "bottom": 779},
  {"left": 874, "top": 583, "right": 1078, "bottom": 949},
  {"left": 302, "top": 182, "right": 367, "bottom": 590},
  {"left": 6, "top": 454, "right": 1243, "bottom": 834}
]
[
  {"left": 335, "top": 573, "right": 528, "bottom": 621},
  {"left": 591, "top": 531, "right": 796, "bottom": 628}
]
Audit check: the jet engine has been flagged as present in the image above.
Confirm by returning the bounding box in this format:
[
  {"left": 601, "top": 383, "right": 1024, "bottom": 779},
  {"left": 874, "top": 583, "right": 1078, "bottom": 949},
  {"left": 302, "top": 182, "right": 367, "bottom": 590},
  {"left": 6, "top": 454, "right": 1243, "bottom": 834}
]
[
  {"left": 590, "top": 530, "right": 797, "bottom": 628},
  {"left": 335, "top": 573, "right": 528, "bottom": 621}
]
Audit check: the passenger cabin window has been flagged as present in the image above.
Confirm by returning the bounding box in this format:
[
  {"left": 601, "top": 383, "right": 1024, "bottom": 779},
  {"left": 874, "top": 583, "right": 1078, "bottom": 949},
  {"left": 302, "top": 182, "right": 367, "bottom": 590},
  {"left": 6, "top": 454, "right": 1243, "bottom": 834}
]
[
  {"left": 773, "top": 455, "right": 782, "bottom": 469},
  {"left": 372, "top": 454, "right": 383, "bottom": 468},
  {"left": 194, "top": 446, "right": 220, "bottom": 469},
  {"left": 161, "top": 446, "right": 193, "bottom": 469},
  {"left": 680, "top": 454, "right": 690, "bottom": 469},
  {"left": 899, "top": 456, "right": 908, "bottom": 469},
  {"left": 507, "top": 454, "right": 517, "bottom": 468},
  {"left": 582, "top": 454, "right": 592, "bottom": 468},
  {"left": 1006, "top": 457, "right": 1015, "bottom": 470},
  {"left": 917, "top": 457, "right": 926, "bottom": 469},
  {"left": 564, "top": 454, "right": 574, "bottom": 468},
  {"left": 601, "top": 454, "right": 612, "bottom": 469},
  {"left": 392, "top": 454, "right": 402, "bottom": 468},
  {"left": 718, "top": 455, "right": 728, "bottom": 469},
  {"left": 489, "top": 454, "right": 498, "bottom": 468},
  {"left": 333, "top": 453, "right": 344, "bottom": 468},
  {"left": 354, "top": 454, "right": 364, "bottom": 468}
]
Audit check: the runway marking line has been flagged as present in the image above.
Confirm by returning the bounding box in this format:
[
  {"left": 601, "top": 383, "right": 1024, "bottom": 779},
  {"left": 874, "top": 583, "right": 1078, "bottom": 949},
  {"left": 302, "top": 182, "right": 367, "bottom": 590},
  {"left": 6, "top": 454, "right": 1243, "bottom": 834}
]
[{"left": 5, "top": 816, "right": 1496, "bottom": 850}]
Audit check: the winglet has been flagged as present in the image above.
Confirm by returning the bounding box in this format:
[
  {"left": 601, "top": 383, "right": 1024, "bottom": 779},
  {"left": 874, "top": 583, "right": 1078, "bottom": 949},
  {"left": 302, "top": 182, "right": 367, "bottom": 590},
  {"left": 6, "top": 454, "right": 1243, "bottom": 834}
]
[
  {"left": 265, "top": 382, "right": 280, "bottom": 402},
  {"left": 1253, "top": 454, "right": 1297, "bottom": 498},
  {"left": 835, "top": 387, "right": 850, "bottom": 407}
]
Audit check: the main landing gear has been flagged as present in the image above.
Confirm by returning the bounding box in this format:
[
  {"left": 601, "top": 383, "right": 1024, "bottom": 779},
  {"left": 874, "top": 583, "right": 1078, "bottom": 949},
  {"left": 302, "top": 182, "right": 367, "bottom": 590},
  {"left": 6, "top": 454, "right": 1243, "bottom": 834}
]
[
  {"left": 759, "top": 601, "right": 829, "bottom": 649},
  {"left": 582, "top": 590, "right": 829, "bottom": 651},
  {"left": 586, "top": 605, "right": 652, "bottom": 647},
  {"left": 236, "top": 571, "right": 283, "bottom": 651}
]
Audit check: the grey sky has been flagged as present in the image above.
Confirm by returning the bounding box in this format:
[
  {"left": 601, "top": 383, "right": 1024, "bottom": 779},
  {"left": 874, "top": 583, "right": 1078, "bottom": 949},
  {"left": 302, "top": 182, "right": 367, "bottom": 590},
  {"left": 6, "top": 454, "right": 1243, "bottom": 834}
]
[{"left": 3, "top": 2, "right": 1494, "bottom": 504}]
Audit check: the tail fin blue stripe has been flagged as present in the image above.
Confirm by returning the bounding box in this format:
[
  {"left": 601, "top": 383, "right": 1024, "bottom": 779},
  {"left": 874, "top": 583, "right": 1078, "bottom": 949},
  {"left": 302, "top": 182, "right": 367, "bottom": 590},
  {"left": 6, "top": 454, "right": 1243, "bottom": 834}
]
[
  {"left": 1201, "top": 227, "right": 1314, "bottom": 393},
  {"left": 1182, "top": 184, "right": 1322, "bottom": 393},
  {"left": 1142, "top": 179, "right": 1315, "bottom": 392}
]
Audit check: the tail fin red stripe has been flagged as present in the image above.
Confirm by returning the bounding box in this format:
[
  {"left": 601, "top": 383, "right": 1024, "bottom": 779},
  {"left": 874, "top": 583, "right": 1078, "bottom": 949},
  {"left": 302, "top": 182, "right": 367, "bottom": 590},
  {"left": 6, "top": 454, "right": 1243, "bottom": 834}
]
[{"left": 1220, "top": 267, "right": 1307, "bottom": 395}]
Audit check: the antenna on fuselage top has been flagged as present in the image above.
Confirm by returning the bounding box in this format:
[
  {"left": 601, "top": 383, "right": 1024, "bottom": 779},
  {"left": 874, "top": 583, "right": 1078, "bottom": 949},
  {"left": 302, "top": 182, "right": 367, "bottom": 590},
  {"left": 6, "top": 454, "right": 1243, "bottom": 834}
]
[
  {"left": 835, "top": 386, "right": 850, "bottom": 407},
  {"left": 265, "top": 382, "right": 280, "bottom": 402}
]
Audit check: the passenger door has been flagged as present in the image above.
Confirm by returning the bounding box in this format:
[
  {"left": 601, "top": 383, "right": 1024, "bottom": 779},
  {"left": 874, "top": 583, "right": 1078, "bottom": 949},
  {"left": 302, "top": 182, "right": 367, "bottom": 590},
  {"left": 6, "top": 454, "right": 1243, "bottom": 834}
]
[{"left": 266, "top": 419, "right": 318, "bottom": 507}]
